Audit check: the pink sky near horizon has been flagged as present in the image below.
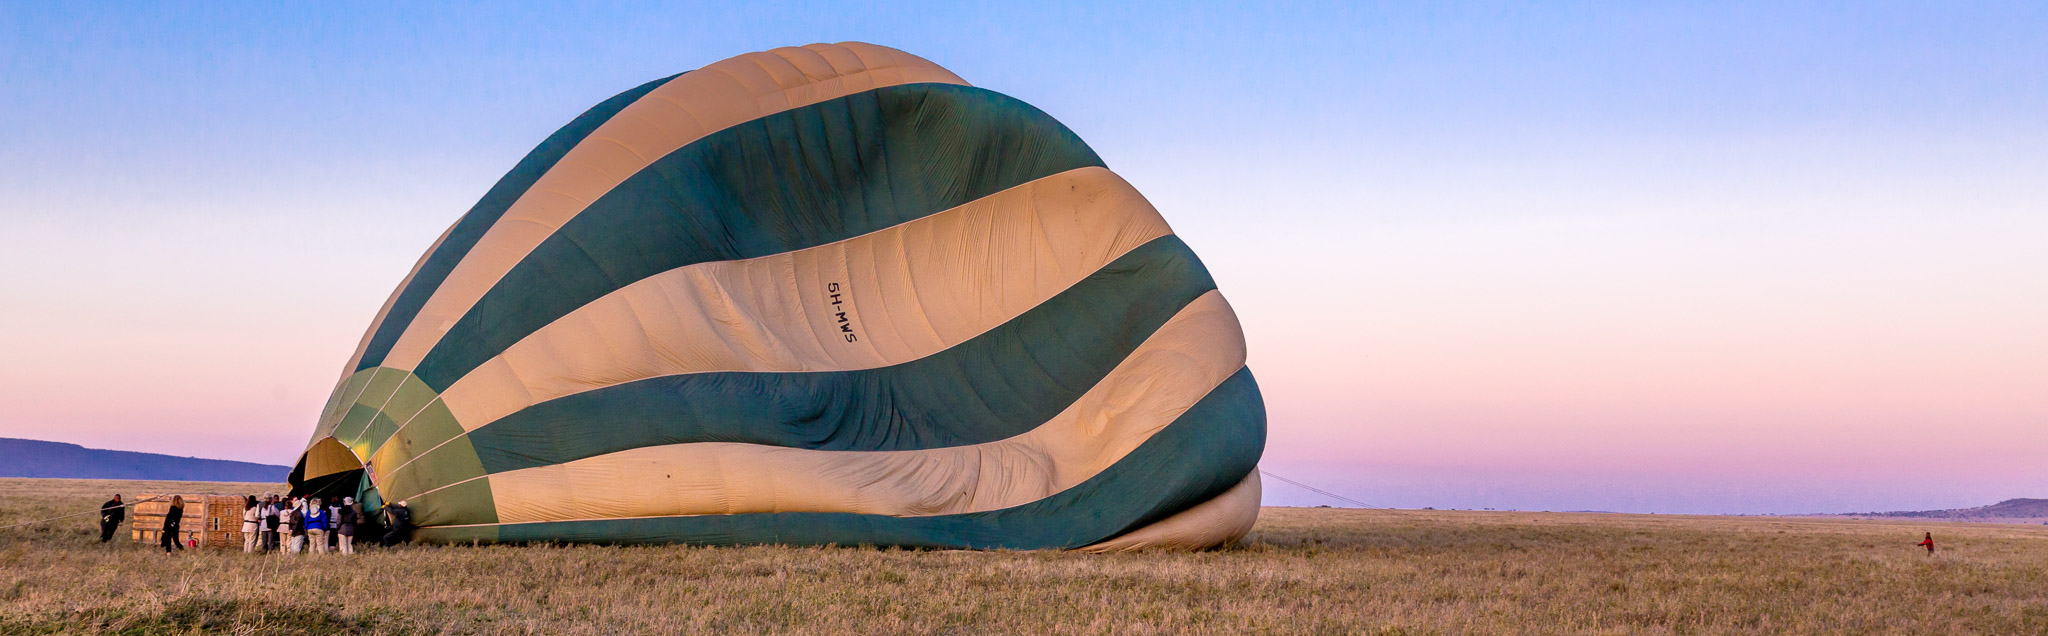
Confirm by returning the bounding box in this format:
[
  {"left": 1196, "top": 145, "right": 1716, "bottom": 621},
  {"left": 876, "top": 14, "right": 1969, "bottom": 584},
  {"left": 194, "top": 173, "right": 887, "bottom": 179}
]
[{"left": 5, "top": 138, "right": 2041, "bottom": 515}]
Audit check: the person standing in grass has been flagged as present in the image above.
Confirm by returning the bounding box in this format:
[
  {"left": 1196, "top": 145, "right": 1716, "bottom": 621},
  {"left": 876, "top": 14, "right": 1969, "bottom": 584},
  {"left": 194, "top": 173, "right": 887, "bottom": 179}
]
[
  {"left": 305, "top": 497, "right": 329, "bottom": 554},
  {"left": 336, "top": 497, "right": 359, "bottom": 555},
  {"left": 256, "top": 495, "right": 270, "bottom": 551},
  {"left": 285, "top": 498, "right": 307, "bottom": 554},
  {"left": 1917, "top": 532, "right": 1935, "bottom": 555},
  {"left": 159, "top": 495, "right": 185, "bottom": 554},
  {"left": 274, "top": 497, "right": 291, "bottom": 553},
  {"left": 98, "top": 494, "right": 125, "bottom": 543},
  {"left": 270, "top": 495, "right": 287, "bottom": 551},
  {"left": 241, "top": 495, "right": 261, "bottom": 553},
  {"left": 327, "top": 498, "right": 343, "bottom": 551},
  {"left": 261, "top": 495, "right": 282, "bottom": 552}
]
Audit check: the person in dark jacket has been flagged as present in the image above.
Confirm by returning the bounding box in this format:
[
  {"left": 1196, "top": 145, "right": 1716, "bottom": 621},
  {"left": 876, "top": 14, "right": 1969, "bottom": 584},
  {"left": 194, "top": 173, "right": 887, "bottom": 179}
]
[
  {"left": 381, "top": 500, "right": 412, "bottom": 547},
  {"left": 99, "top": 495, "right": 125, "bottom": 543},
  {"left": 336, "top": 497, "right": 359, "bottom": 555},
  {"left": 285, "top": 497, "right": 308, "bottom": 554},
  {"left": 160, "top": 495, "right": 185, "bottom": 553}
]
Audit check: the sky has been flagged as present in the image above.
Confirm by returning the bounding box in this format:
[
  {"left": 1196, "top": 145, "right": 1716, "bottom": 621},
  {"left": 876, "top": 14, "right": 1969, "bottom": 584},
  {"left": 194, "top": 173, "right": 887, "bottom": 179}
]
[{"left": 1, "top": 2, "right": 2043, "bottom": 514}]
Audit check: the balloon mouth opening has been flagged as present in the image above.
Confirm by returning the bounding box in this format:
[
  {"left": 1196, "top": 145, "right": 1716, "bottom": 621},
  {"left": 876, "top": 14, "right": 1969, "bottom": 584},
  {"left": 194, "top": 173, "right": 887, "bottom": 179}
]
[{"left": 289, "top": 436, "right": 367, "bottom": 500}]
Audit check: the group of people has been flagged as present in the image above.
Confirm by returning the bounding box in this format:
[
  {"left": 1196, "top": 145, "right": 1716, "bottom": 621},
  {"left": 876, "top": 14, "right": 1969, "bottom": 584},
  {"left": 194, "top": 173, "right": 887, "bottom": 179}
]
[
  {"left": 96, "top": 493, "right": 416, "bottom": 554},
  {"left": 240, "top": 494, "right": 363, "bottom": 554}
]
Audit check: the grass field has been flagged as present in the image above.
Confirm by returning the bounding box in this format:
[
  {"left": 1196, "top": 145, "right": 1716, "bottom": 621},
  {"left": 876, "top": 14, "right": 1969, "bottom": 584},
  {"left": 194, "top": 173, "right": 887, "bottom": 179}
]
[{"left": 3, "top": 478, "right": 2045, "bottom": 635}]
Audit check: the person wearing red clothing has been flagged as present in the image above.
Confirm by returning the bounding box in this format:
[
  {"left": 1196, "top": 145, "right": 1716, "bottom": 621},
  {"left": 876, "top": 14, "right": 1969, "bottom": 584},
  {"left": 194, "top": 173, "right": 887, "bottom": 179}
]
[{"left": 1916, "top": 532, "right": 1935, "bottom": 555}]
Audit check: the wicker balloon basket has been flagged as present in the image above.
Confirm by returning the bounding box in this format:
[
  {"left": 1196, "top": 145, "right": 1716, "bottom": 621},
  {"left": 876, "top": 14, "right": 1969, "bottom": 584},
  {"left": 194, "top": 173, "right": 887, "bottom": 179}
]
[{"left": 130, "top": 494, "right": 245, "bottom": 548}]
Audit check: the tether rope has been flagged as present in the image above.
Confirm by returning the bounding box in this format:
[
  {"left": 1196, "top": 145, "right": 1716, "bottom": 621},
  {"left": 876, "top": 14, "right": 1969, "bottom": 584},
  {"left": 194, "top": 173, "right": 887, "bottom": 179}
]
[
  {"left": 1258, "top": 467, "right": 1383, "bottom": 509},
  {"left": 0, "top": 495, "right": 171, "bottom": 531}
]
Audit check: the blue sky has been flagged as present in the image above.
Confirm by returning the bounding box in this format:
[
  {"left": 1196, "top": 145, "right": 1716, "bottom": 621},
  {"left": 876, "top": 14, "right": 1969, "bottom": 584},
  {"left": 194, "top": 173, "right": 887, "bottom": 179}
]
[{"left": 2, "top": 2, "right": 2044, "bottom": 513}]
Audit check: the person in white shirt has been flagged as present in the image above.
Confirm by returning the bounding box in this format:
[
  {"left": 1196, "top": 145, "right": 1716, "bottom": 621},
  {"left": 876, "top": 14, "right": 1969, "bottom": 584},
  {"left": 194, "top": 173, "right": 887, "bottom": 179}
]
[
  {"left": 240, "top": 495, "right": 261, "bottom": 553},
  {"left": 328, "top": 500, "right": 343, "bottom": 551}
]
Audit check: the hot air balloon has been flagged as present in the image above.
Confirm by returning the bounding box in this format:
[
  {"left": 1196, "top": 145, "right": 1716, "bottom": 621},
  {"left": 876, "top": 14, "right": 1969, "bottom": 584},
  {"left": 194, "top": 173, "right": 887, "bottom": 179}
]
[{"left": 290, "top": 42, "right": 1264, "bottom": 551}]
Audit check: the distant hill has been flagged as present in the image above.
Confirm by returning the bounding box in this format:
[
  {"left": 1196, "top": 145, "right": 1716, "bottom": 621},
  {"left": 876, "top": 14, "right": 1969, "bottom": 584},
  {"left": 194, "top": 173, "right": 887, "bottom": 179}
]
[
  {"left": 1840, "top": 499, "right": 2048, "bottom": 524},
  {"left": 0, "top": 437, "right": 288, "bottom": 482}
]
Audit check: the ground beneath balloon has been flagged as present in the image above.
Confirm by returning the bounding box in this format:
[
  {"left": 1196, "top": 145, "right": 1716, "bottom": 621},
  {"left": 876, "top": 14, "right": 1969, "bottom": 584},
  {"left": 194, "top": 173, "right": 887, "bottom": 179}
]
[{"left": 4, "top": 477, "right": 2045, "bottom": 635}]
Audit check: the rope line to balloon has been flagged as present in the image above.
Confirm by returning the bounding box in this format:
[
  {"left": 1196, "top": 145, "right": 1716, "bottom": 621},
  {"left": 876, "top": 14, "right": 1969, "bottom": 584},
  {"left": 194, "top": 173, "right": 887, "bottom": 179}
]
[
  {"left": 1258, "top": 467, "right": 1383, "bottom": 509},
  {"left": 0, "top": 495, "right": 171, "bottom": 531}
]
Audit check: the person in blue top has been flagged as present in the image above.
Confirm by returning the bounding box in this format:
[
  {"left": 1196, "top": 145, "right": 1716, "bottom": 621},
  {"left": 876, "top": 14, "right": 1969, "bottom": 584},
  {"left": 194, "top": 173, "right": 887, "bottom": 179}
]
[{"left": 304, "top": 497, "right": 330, "bottom": 554}]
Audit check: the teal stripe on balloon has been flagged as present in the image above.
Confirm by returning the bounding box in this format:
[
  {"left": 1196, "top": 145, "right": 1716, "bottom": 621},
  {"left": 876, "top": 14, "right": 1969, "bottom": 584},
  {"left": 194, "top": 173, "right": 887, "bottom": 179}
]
[
  {"left": 411, "top": 83, "right": 1105, "bottom": 391},
  {"left": 431, "top": 367, "right": 1264, "bottom": 549},
  {"left": 464, "top": 235, "right": 1215, "bottom": 473},
  {"left": 353, "top": 73, "right": 682, "bottom": 371}
]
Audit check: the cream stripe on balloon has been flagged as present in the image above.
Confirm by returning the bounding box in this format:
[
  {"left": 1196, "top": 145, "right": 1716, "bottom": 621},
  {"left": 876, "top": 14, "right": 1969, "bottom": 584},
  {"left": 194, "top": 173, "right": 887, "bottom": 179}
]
[
  {"left": 376, "top": 43, "right": 967, "bottom": 372},
  {"left": 1078, "top": 471, "right": 1261, "bottom": 553},
  {"left": 437, "top": 166, "right": 1172, "bottom": 431},
  {"left": 484, "top": 290, "right": 1245, "bottom": 524}
]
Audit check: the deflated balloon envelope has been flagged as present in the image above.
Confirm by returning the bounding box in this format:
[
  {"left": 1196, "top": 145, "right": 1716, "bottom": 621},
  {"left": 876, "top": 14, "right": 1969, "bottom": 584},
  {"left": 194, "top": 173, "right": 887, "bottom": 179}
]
[{"left": 290, "top": 42, "right": 1265, "bottom": 551}]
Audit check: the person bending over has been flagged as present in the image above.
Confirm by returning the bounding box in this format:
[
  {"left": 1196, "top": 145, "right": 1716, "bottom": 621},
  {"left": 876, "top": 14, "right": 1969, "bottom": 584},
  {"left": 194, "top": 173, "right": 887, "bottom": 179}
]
[
  {"left": 99, "top": 494, "right": 125, "bottom": 543},
  {"left": 381, "top": 500, "right": 412, "bottom": 547}
]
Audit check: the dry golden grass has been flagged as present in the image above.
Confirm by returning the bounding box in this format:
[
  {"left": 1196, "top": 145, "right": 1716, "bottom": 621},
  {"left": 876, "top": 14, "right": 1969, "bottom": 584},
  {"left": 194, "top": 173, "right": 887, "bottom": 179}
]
[{"left": 3, "top": 477, "right": 2046, "bottom": 635}]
